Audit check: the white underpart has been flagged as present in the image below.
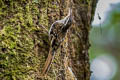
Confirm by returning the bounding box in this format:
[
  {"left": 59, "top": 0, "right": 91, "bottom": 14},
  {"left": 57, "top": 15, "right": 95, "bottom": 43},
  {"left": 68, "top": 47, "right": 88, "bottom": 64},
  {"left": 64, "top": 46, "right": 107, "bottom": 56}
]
[
  {"left": 68, "top": 67, "right": 77, "bottom": 80},
  {"left": 56, "top": 8, "right": 72, "bottom": 24},
  {"left": 48, "top": 21, "right": 57, "bottom": 35},
  {"left": 48, "top": 8, "right": 72, "bottom": 35}
]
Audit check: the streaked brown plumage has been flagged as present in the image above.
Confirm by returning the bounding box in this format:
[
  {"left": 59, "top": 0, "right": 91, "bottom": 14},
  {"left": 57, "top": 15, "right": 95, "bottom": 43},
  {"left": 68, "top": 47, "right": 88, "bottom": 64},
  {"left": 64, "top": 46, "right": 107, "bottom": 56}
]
[{"left": 42, "top": 8, "right": 72, "bottom": 75}]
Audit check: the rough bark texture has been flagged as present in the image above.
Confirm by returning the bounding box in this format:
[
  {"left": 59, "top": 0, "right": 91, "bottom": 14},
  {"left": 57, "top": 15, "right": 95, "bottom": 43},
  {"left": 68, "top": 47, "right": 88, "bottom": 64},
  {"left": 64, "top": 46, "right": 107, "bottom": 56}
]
[{"left": 0, "top": 0, "right": 97, "bottom": 80}]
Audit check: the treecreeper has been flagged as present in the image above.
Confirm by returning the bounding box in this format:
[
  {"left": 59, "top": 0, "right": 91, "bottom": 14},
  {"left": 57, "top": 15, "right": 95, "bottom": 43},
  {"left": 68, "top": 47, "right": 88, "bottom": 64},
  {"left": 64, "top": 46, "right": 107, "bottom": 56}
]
[{"left": 42, "top": 7, "right": 73, "bottom": 75}]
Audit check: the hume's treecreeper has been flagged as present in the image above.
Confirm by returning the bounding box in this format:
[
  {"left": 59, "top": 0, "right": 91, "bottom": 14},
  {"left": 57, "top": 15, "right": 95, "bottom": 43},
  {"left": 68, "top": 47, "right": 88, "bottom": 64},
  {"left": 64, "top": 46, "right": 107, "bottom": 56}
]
[{"left": 42, "top": 7, "right": 72, "bottom": 75}]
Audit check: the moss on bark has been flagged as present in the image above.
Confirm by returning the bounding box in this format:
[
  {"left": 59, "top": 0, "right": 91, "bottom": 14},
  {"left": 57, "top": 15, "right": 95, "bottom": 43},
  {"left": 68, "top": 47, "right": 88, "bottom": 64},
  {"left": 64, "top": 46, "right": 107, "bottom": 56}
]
[{"left": 0, "top": 0, "right": 97, "bottom": 80}]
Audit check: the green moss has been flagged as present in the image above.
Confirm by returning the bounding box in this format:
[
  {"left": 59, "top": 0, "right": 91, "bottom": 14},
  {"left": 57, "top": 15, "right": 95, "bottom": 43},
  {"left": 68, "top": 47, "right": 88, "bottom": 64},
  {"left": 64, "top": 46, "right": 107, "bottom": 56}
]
[{"left": 0, "top": 0, "right": 50, "bottom": 80}]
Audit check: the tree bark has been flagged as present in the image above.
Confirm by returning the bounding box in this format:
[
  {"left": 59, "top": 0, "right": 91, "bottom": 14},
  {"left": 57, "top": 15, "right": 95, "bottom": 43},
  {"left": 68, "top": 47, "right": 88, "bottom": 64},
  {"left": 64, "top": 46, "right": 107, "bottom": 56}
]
[{"left": 0, "top": 0, "right": 97, "bottom": 80}]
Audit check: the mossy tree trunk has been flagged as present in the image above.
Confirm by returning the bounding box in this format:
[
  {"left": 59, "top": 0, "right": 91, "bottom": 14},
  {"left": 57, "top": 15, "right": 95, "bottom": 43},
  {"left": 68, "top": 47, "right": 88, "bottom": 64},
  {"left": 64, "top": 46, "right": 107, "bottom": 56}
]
[{"left": 0, "top": 0, "right": 97, "bottom": 80}]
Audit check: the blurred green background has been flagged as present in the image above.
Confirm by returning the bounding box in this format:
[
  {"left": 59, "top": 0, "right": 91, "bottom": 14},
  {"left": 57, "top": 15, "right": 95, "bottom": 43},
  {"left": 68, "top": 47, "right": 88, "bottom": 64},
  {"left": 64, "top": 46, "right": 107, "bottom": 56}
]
[{"left": 89, "top": 1, "right": 120, "bottom": 80}]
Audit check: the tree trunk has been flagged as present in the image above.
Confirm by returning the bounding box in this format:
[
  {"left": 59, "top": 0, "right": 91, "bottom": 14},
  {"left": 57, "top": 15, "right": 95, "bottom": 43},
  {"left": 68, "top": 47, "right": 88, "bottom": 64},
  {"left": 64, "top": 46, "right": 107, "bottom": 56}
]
[{"left": 0, "top": 0, "right": 97, "bottom": 80}]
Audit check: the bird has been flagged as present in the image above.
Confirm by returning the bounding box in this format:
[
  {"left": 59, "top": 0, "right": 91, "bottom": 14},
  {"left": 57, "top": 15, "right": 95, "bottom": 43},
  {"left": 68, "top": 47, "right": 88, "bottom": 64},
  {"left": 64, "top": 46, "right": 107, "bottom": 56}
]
[{"left": 42, "top": 8, "right": 72, "bottom": 75}]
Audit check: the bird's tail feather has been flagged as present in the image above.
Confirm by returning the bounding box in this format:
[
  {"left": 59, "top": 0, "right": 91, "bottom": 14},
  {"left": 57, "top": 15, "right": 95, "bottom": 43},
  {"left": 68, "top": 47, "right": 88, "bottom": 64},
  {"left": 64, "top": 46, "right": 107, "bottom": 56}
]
[{"left": 42, "top": 50, "right": 54, "bottom": 75}]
